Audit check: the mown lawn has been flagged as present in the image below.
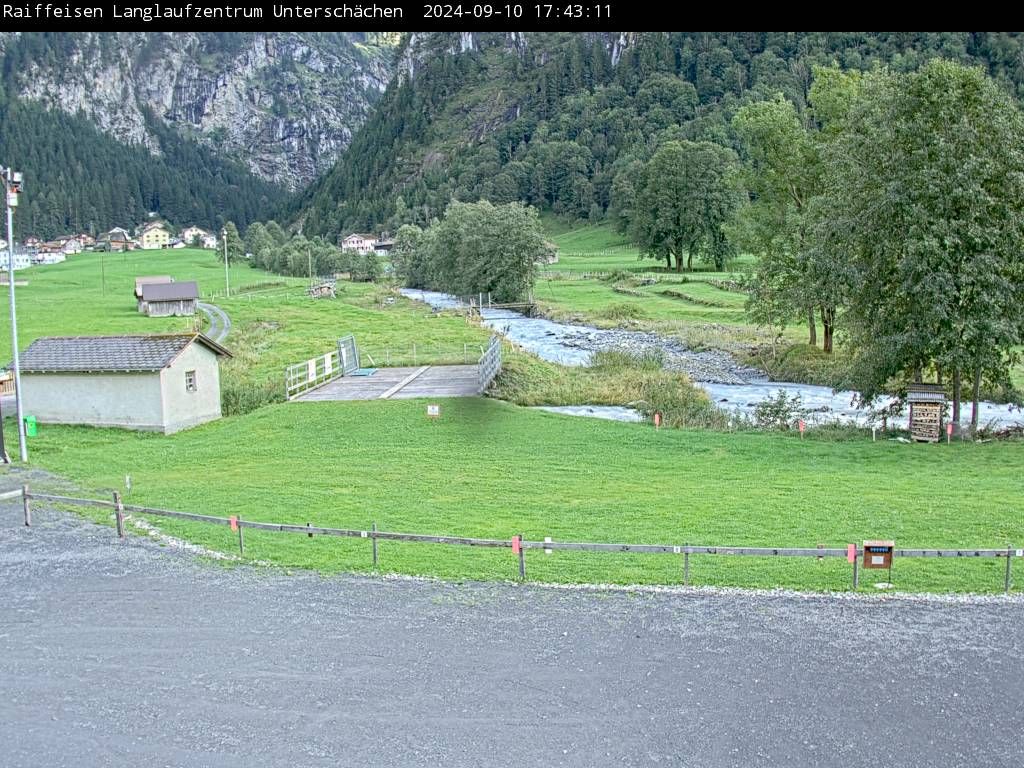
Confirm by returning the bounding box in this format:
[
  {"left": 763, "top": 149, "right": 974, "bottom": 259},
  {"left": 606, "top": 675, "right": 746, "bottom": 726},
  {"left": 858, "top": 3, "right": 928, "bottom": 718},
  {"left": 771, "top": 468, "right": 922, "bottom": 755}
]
[
  {"left": 0, "top": 248, "right": 269, "bottom": 342},
  {"left": 535, "top": 277, "right": 748, "bottom": 326},
  {"left": 0, "top": 248, "right": 493, "bottom": 393},
  {"left": 547, "top": 220, "right": 756, "bottom": 277},
  {"left": 13, "top": 397, "right": 1024, "bottom": 593},
  {"left": 215, "top": 284, "right": 492, "bottom": 383}
]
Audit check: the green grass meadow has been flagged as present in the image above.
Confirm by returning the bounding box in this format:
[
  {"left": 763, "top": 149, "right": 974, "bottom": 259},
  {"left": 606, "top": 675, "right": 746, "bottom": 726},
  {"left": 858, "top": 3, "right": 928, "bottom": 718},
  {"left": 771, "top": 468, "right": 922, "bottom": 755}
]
[
  {"left": 1, "top": 241, "right": 1022, "bottom": 594},
  {"left": 17, "top": 398, "right": 1024, "bottom": 593}
]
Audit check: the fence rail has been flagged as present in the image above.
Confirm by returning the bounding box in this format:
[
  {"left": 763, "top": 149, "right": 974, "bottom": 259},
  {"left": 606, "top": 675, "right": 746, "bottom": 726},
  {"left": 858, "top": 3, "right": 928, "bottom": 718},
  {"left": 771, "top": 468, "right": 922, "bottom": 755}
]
[
  {"left": 285, "top": 351, "right": 339, "bottom": 400},
  {"left": 9, "top": 487, "right": 1020, "bottom": 593},
  {"left": 478, "top": 335, "right": 502, "bottom": 392}
]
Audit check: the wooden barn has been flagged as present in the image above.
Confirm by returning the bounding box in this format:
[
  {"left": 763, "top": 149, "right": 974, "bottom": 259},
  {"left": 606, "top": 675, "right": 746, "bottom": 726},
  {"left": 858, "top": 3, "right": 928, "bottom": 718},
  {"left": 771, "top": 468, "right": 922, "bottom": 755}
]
[
  {"left": 140, "top": 281, "right": 199, "bottom": 317},
  {"left": 134, "top": 276, "right": 173, "bottom": 310}
]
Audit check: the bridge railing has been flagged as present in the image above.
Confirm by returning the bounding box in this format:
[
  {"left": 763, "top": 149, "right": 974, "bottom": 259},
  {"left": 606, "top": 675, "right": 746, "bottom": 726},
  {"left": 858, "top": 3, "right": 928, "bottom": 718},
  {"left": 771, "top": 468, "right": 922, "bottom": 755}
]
[
  {"left": 285, "top": 351, "right": 340, "bottom": 400},
  {"left": 478, "top": 335, "right": 502, "bottom": 392}
]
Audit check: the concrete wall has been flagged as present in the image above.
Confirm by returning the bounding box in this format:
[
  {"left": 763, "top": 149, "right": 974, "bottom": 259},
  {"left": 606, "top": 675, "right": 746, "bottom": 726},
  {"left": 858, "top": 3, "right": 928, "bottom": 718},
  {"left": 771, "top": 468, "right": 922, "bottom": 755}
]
[
  {"left": 22, "top": 372, "right": 165, "bottom": 431},
  {"left": 160, "top": 343, "right": 222, "bottom": 434}
]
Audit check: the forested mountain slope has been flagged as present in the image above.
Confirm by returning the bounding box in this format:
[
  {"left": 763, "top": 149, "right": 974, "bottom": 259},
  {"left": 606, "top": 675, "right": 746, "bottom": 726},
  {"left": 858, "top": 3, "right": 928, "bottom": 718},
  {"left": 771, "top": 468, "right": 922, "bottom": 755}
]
[
  {"left": 0, "top": 32, "right": 398, "bottom": 189},
  {"left": 296, "top": 32, "right": 1024, "bottom": 239}
]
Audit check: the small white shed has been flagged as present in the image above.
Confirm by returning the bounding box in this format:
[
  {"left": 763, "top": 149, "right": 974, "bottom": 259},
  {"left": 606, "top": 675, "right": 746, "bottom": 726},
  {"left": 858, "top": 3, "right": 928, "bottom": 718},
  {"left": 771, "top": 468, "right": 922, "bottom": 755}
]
[{"left": 19, "top": 333, "right": 231, "bottom": 434}]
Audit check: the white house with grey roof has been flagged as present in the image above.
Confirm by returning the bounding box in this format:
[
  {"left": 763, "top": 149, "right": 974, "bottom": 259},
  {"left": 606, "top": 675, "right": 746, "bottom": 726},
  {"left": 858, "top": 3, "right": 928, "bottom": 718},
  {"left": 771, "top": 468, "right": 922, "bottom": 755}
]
[{"left": 19, "top": 333, "right": 231, "bottom": 434}]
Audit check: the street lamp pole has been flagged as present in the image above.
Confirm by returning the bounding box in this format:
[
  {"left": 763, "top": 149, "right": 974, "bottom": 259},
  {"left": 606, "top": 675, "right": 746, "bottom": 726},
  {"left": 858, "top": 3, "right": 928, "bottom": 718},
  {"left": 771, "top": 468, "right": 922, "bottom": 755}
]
[
  {"left": 222, "top": 227, "right": 230, "bottom": 298},
  {"left": 3, "top": 167, "right": 27, "bottom": 462}
]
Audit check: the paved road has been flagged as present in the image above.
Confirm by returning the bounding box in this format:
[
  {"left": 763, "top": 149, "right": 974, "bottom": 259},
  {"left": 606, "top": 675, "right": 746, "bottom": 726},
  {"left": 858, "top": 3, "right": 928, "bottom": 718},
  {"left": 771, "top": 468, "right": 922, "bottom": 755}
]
[
  {"left": 197, "top": 301, "right": 231, "bottom": 342},
  {"left": 1, "top": 501, "right": 1022, "bottom": 767}
]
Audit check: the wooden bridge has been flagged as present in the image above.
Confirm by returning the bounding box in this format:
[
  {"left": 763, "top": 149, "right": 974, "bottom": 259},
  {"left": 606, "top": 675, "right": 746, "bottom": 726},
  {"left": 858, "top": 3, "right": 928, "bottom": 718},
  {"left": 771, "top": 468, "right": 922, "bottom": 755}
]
[
  {"left": 287, "top": 336, "right": 502, "bottom": 403},
  {"left": 296, "top": 364, "right": 481, "bottom": 401}
]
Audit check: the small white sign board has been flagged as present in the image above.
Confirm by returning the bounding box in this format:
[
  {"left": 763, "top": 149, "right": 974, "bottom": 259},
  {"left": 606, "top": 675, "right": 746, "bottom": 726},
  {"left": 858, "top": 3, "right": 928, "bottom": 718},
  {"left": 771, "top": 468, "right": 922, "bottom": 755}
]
[{"left": 427, "top": 404, "right": 441, "bottom": 418}]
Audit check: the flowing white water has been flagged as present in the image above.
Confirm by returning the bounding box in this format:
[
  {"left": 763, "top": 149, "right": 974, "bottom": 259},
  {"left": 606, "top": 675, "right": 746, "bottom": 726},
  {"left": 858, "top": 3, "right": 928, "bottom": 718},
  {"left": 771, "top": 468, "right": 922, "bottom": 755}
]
[
  {"left": 401, "top": 289, "right": 1024, "bottom": 429},
  {"left": 533, "top": 405, "right": 646, "bottom": 423}
]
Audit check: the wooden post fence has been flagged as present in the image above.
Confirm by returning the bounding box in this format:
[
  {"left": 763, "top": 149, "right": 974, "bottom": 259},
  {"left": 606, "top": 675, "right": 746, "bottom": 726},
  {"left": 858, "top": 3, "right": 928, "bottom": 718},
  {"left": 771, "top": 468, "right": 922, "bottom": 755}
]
[
  {"left": 372, "top": 522, "right": 378, "bottom": 567},
  {"left": 113, "top": 491, "right": 125, "bottom": 539},
  {"left": 8, "top": 489, "right": 1022, "bottom": 594}
]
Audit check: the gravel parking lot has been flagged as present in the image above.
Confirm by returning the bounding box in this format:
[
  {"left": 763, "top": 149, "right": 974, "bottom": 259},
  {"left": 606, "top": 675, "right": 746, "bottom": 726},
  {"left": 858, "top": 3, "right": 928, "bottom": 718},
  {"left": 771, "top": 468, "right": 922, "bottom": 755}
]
[{"left": 2, "top": 498, "right": 1022, "bottom": 767}]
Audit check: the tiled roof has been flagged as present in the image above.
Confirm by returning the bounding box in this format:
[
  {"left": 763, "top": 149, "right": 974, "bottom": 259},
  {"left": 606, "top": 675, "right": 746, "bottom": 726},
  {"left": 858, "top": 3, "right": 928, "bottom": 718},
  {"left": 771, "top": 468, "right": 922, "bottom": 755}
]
[
  {"left": 141, "top": 281, "right": 198, "bottom": 301},
  {"left": 18, "top": 333, "right": 230, "bottom": 373}
]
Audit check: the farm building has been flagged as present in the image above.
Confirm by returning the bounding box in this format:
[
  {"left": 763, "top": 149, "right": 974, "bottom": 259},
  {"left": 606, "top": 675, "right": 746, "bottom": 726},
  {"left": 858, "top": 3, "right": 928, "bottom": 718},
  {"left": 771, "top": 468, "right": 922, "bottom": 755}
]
[
  {"left": 140, "top": 280, "right": 199, "bottom": 317},
  {"left": 18, "top": 333, "right": 231, "bottom": 434},
  {"left": 134, "top": 276, "right": 173, "bottom": 309}
]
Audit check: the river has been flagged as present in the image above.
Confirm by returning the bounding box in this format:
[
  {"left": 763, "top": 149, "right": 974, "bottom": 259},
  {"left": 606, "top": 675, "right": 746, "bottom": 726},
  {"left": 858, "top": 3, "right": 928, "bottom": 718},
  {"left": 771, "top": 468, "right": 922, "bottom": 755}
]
[{"left": 401, "top": 289, "right": 1024, "bottom": 430}]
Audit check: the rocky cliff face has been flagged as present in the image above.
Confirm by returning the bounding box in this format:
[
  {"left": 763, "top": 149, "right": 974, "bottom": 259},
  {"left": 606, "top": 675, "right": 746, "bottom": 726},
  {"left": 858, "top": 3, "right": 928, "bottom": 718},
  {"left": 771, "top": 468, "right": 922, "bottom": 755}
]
[{"left": 2, "top": 32, "right": 399, "bottom": 190}]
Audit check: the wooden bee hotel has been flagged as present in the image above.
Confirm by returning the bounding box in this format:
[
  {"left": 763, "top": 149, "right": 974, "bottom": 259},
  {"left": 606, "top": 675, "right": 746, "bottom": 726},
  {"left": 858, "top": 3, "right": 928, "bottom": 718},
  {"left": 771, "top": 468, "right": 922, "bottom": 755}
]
[{"left": 906, "top": 383, "right": 946, "bottom": 442}]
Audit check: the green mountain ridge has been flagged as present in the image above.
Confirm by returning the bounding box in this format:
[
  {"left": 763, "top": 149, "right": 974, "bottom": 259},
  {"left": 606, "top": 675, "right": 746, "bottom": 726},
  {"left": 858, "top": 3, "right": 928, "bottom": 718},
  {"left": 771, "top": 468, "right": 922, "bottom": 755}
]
[{"left": 296, "top": 32, "right": 1024, "bottom": 240}]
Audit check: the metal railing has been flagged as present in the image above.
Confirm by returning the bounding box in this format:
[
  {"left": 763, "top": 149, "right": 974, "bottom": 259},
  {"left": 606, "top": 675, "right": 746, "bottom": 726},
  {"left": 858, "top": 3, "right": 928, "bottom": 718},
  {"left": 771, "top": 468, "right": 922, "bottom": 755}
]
[
  {"left": 478, "top": 335, "right": 502, "bottom": 392},
  {"left": 9, "top": 486, "right": 1020, "bottom": 593},
  {"left": 285, "top": 351, "right": 340, "bottom": 400}
]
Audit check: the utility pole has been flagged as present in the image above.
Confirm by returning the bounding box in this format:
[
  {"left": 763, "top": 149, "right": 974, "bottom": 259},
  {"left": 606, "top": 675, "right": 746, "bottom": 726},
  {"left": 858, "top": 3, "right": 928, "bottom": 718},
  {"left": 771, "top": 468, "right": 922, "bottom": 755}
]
[
  {"left": 222, "top": 227, "right": 230, "bottom": 298},
  {"left": 3, "top": 166, "right": 27, "bottom": 461}
]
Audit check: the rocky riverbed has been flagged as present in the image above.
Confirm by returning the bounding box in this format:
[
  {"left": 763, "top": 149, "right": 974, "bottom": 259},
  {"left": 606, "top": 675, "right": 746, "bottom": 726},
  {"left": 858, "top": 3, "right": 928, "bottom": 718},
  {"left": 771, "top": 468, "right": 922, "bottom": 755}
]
[
  {"left": 400, "top": 288, "right": 1024, "bottom": 429},
  {"left": 548, "top": 326, "right": 764, "bottom": 385}
]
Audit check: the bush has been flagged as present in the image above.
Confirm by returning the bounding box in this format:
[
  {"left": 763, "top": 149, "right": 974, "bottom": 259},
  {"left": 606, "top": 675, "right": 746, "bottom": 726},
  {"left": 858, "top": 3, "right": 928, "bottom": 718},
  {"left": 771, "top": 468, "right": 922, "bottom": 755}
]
[
  {"left": 592, "top": 348, "right": 664, "bottom": 371},
  {"left": 601, "top": 269, "right": 635, "bottom": 283},
  {"left": 596, "top": 302, "right": 646, "bottom": 321},
  {"left": 753, "top": 389, "right": 807, "bottom": 431},
  {"left": 221, "top": 377, "right": 285, "bottom": 416},
  {"left": 491, "top": 347, "right": 730, "bottom": 430},
  {"left": 755, "top": 343, "right": 852, "bottom": 389}
]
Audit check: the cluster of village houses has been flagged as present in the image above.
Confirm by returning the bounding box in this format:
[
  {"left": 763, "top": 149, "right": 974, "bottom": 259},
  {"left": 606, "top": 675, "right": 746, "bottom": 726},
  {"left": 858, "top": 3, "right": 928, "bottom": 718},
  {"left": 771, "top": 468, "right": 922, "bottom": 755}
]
[
  {"left": 0, "top": 221, "right": 220, "bottom": 270},
  {"left": 0, "top": 219, "right": 223, "bottom": 434}
]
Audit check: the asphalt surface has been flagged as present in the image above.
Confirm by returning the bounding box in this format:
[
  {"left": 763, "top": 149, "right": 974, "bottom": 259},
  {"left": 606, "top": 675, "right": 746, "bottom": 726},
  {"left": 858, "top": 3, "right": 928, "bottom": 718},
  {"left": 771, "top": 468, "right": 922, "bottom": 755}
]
[
  {"left": 2, "top": 497, "right": 1023, "bottom": 767},
  {"left": 197, "top": 301, "right": 231, "bottom": 342}
]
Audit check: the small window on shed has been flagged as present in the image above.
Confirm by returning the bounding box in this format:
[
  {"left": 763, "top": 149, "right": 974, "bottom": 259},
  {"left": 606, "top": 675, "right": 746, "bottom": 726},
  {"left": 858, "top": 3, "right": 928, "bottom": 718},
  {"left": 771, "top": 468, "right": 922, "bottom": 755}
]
[{"left": 185, "top": 370, "right": 197, "bottom": 392}]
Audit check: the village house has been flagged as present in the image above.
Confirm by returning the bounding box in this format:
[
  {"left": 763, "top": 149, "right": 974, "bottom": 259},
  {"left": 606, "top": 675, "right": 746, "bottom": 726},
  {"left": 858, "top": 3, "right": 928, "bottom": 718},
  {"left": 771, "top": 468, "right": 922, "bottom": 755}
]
[
  {"left": 139, "top": 221, "right": 172, "bottom": 250},
  {"left": 99, "top": 227, "right": 135, "bottom": 252},
  {"left": 340, "top": 233, "right": 378, "bottom": 255},
  {"left": 180, "top": 226, "right": 218, "bottom": 248},
  {"left": 37, "top": 240, "right": 63, "bottom": 254},
  {"left": 140, "top": 280, "right": 199, "bottom": 317},
  {"left": 374, "top": 238, "right": 395, "bottom": 256},
  {"left": 18, "top": 333, "right": 231, "bottom": 434},
  {"left": 0, "top": 249, "right": 32, "bottom": 270},
  {"left": 32, "top": 251, "right": 67, "bottom": 266}
]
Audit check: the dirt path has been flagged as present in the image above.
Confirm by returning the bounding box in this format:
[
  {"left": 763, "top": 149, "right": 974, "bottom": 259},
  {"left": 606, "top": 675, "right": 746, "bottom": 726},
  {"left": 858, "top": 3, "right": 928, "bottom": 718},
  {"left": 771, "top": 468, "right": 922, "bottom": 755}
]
[
  {"left": 197, "top": 301, "right": 231, "bottom": 342},
  {"left": 1, "top": 500, "right": 1022, "bottom": 767}
]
